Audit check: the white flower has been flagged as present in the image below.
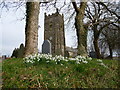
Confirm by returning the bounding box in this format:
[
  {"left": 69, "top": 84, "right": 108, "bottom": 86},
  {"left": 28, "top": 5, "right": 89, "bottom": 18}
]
[
  {"left": 97, "top": 59, "right": 103, "bottom": 62},
  {"left": 76, "top": 61, "right": 80, "bottom": 64},
  {"left": 82, "top": 60, "right": 88, "bottom": 64},
  {"left": 99, "top": 62, "right": 108, "bottom": 68},
  {"left": 78, "top": 59, "right": 82, "bottom": 62},
  {"left": 69, "top": 58, "right": 76, "bottom": 61},
  {"left": 46, "top": 61, "right": 50, "bottom": 63},
  {"left": 88, "top": 57, "right": 92, "bottom": 60},
  {"left": 65, "top": 59, "right": 68, "bottom": 62},
  {"left": 24, "top": 54, "right": 92, "bottom": 65}
]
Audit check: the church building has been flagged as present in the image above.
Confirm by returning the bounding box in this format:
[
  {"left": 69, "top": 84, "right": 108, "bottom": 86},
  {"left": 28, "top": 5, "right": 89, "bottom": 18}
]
[{"left": 44, "top": 9, "right": 65, "bottom": 56}]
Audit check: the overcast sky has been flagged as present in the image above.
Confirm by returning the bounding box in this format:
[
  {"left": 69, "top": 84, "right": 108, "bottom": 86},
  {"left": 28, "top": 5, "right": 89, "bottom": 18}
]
[{"left": 1, "top": 3, "right": 78, "bottom": 56}]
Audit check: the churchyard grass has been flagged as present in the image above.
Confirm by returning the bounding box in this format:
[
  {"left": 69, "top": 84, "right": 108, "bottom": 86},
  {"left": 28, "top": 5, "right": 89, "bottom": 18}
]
[{"left": 2, "top": 54, "right": 119, "bottom": 88}]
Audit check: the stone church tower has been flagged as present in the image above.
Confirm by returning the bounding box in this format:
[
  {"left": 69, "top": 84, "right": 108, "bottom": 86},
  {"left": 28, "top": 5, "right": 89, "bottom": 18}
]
[{"left": 44, "top": 9, "right": 65, "bottom": 56}]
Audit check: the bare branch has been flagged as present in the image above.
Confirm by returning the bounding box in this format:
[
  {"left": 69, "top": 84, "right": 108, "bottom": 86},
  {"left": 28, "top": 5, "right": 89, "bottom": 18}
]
[
  {"left": 96, "top": 2, "right": 120, "bottom": 19},
  {"left": 71, "top": 0, "right": 79, "bottom": 14}
]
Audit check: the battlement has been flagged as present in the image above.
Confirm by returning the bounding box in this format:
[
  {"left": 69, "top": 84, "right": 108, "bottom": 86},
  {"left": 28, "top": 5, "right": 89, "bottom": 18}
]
[{"left": 44, "top": 9, "right": 64, "bottom": 20}]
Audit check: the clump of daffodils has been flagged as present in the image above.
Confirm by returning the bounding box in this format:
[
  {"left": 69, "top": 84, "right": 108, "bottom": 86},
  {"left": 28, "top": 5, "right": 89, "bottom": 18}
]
[{"left": 23, "top": 54, "right": 93, "bottom": 65}]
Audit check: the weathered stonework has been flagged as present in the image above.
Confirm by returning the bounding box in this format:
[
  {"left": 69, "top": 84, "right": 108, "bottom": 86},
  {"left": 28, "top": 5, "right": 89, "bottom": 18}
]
[{"left": 44, "top": 10, "right": 65, "bottom": 56}]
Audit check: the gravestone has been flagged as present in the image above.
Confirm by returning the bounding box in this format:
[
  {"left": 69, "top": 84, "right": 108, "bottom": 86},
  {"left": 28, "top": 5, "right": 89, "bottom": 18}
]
[
  {"left": 42, "top": 40, "right": 51, "bottom": 54},
  {"left": 89, "top": 51, "right": 97, "bottom": 58},
  {"left": 2, "top": 55, "right": 6, "bottom": 60}
]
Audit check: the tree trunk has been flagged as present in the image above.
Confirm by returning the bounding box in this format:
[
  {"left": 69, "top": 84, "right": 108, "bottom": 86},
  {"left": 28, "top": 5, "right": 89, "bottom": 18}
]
[
  {"left": 24, "top": 2, "right": 40, "bottom": 57},
  {"left": 93, "top": 37, "right": 101, "bottom": 59},
  {"left": 92, "top": 23, "right": 102, "bottom": 59},
  {"left": 108, "top": 44, "right": 113, "bottom": 59},
  {"left": 76, "top": 2, "right": 88, "bottom": 56}
]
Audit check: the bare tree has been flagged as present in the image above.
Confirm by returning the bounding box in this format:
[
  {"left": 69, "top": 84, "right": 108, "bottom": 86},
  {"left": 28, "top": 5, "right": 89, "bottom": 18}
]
[
  {"left": 85, "top": 1, "right": 118, "bottom": 58},
  {"left": 100, "top": 24, "right": 119, "bottom": 58}
]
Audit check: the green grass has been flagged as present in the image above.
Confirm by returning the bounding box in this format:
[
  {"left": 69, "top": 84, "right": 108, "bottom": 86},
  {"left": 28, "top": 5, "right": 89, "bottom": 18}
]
[{"left": 2, "top": 58, "right": 119, "bottom": 88}]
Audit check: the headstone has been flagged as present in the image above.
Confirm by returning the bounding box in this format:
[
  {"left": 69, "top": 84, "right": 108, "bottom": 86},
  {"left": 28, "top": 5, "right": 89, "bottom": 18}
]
[
  {"left": 2, "top": 55, "right": 6, "bottom": 60},
  {"left": 89, "top": 51, "right": 97, "bottom": 58},
  {"left": 42, "top": 40, "right": 51, "bottom": 54}
]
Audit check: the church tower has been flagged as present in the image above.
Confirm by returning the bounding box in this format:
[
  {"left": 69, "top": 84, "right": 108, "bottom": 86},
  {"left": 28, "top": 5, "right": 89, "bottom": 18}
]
[{"left": 44, "top": 9, "right": 65, "bottom": 56}]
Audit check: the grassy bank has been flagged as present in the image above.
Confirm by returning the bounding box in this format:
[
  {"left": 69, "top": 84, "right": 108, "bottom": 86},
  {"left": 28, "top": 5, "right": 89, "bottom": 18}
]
[{"left": 2, "top": 57, "right": 119, "bottom": 88}]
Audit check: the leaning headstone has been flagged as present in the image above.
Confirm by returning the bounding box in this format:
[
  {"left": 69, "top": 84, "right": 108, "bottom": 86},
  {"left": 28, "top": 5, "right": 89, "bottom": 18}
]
[
  {"left": 89, "top": 51, "right": 97, "bottom": 58},
  {"left": 42, "top": 40, "right": 51, "bottom": 54}
]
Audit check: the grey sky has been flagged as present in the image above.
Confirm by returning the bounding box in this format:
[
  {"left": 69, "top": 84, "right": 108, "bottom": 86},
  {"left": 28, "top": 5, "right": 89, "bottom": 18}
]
[{"left": 1, "top": 7, "right": 25, "bottom": 56}]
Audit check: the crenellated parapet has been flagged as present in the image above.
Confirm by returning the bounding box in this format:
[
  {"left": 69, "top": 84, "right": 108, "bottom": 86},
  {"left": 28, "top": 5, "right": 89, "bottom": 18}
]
[{"left": 44, "top": 9, "right": 64, "bottom": 21}]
